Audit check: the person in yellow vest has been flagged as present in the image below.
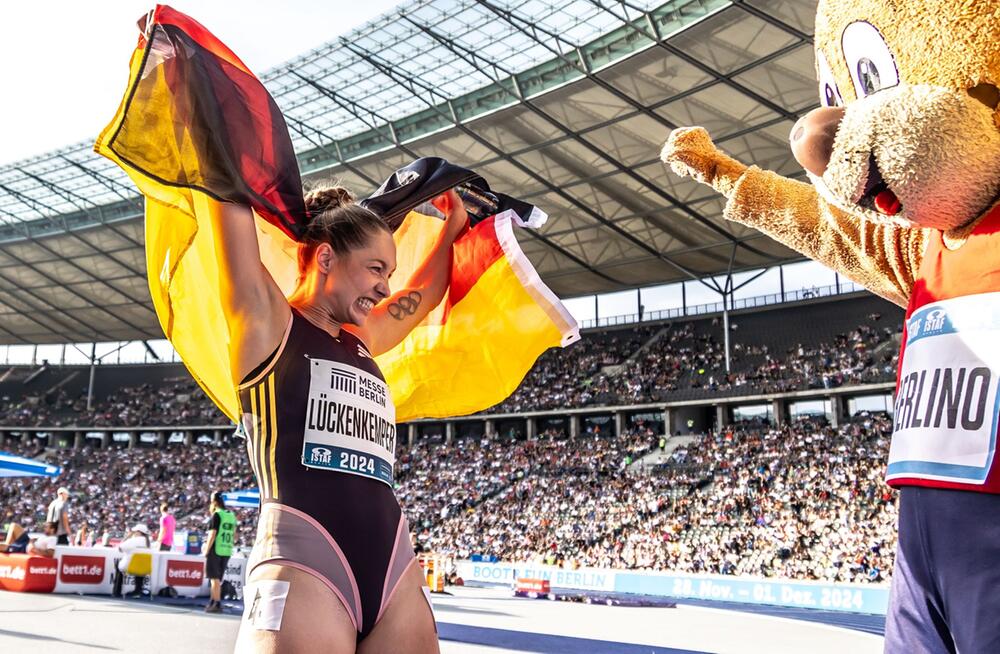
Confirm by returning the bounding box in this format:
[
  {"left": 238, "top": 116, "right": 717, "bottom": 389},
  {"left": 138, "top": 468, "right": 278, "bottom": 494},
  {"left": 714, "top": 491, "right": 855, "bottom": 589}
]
[{"left": 203, "top": 492, "right": 236, "bottom": 614}]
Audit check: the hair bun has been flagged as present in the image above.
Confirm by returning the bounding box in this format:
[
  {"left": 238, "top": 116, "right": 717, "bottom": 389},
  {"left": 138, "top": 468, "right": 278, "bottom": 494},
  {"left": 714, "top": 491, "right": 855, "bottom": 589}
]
[{"left": 305, "top": 186, "right": 356, "bottom": 218}]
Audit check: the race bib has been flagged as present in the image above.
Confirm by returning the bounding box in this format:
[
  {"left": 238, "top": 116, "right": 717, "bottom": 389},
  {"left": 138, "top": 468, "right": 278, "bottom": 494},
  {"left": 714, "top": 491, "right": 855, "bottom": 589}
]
[
  {"left": 302, "top": 358, "right": 396, "bottom": 485},
  {"left": 888, "top": 294, "right": 1000, "bottom": 484}
]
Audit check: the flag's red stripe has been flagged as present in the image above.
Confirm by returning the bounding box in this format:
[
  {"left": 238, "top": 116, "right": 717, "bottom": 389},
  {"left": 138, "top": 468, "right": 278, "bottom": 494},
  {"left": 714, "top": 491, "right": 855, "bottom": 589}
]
[{"left": 154, "top": 5, "right": 253, "bottom": 76}]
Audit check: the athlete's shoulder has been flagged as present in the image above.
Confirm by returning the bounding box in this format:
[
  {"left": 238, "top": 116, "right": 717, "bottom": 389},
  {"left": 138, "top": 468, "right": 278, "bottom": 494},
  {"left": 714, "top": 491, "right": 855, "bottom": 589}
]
[{"left": 341, "top": 325, "right": 374, "bottom": 359}]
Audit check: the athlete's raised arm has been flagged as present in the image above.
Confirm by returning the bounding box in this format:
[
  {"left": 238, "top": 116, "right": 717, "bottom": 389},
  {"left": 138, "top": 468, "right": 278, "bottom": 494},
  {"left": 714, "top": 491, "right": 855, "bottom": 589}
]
[
  {"left": 349, "top": 190, "right": 469, "bottom": 356},
  {"left": 207, "top": 200, "right": 291, "bottom": 382}
]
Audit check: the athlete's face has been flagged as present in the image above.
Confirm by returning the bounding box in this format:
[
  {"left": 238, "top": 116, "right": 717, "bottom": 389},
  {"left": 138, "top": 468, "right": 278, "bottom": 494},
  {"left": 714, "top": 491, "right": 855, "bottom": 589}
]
[{"left": 322, "top": 229, "right": 396, "bottom": 326}]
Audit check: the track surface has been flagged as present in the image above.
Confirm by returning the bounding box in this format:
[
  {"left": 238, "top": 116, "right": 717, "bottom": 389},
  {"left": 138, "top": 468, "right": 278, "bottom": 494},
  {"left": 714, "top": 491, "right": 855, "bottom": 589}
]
[{"left": 0, "top": 586, "right": 884, "bottom": 653}]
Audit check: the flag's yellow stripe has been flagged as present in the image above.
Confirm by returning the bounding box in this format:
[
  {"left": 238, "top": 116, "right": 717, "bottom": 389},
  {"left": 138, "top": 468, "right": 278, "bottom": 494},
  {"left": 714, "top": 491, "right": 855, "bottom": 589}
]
[{"left": 379, "top": 256, "right": 564, "bottom": 422}]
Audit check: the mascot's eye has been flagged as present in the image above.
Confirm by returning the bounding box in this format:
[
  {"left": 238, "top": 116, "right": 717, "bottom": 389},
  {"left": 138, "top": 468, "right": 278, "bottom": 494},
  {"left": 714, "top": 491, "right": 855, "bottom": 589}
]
[
  {"left": 816, "top": 51, "right": 843, "bottom": 107},
  {"left": 856, "top": 58, "right": 881, "bottom": 94},
  {"left": 841, "top": 21, "right": 899, "bottom": 98}
]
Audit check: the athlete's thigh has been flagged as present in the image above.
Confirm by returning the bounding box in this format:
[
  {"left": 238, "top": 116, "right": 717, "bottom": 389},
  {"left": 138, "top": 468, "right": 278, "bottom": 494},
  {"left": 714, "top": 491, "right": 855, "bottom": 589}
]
[
  {"left": 235, "top": 563, "right": 357, "bottom": 654},
  {"left": 358, "top": 561, "right": 439, "bottom": 654}
]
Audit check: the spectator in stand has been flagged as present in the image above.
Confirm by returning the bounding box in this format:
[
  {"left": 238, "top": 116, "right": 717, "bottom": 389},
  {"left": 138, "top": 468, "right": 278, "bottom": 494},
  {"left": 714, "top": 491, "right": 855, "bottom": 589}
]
[
  {"left": 202, "top": 492, "right": 236, "bottom": 614},
  {"left": 156, "top": 502, "right": 176, "bottom": 552},
  {"left": 112, "top": 523, "right": 151, "bottom": 598},
  {"left": 74, "top": 524, "right": 94, "bottom": 547},
  {"left": 46, "top": 486, "right": 72, "bottom": 545}
]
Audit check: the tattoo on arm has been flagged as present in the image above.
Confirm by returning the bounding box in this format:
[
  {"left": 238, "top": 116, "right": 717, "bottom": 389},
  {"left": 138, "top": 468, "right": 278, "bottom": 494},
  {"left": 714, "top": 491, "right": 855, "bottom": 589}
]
[{"left": 387, "top": 291, "right": 422, "bottom": 320}]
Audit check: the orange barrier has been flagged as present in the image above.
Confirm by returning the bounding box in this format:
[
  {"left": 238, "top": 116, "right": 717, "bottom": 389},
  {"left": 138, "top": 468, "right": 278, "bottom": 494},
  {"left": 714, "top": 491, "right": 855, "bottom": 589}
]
[
  {"left": 418, "top": 553, "right": 449, "bottom": 592},
  {"left": 0, "top": 553, "right": 57, "bottom": 593}
]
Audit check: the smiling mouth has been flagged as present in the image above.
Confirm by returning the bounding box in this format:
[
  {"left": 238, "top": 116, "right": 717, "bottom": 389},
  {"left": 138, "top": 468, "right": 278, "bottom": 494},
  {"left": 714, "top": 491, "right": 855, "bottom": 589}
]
[
  {"left": 857, "top": 152, "right": 902, "bottom": 216},
  {"left": 356, "top": 297, "right": 375, "bottom": 313}
]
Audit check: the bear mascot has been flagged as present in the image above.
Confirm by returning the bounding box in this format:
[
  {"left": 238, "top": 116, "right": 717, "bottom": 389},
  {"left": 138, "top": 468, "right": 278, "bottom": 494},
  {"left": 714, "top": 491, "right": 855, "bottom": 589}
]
[{"left": 661, "top": 1, "right": 1000, "bottom": 651}]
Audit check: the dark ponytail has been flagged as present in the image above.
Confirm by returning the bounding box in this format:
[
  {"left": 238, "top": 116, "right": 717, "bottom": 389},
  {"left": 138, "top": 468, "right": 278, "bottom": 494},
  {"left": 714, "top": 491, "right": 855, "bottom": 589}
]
[{"left": 299, "top": 183, "right": 391, "bottom": 274}]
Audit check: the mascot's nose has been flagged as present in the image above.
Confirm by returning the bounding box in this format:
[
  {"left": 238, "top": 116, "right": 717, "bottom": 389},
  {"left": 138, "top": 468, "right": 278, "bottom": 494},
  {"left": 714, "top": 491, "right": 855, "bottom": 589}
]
[{"left": 790, "top": 106, "right": 845, "bottom": 177}]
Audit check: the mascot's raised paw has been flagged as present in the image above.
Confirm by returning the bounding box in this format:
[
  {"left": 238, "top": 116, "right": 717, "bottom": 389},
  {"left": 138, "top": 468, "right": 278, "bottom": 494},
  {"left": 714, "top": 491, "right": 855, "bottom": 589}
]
[{"left": 660, "top": 127, "right": 747, "bottom": 198}]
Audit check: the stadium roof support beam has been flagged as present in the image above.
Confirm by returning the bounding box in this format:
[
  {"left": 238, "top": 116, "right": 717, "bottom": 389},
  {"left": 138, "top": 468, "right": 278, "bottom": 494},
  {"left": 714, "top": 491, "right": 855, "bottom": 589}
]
[
  {"left": 291, "top": 72, "right": 425, "bottom": 162},
  {"left": 592, "top": 0, "right": 806, "bottom": 124},
  {"left": 0, "top": 319, "right": 28, "bottom": 344},
  {"left": 86, "top": 342, "right": 97, "bottom": 411},
  {"left": 715, "top": 243, "right": 773, "bottom": 374},
  {"left": 732, "top": 0, "right": 814, "bottom": 42},
  {"left": 406, "top": 14, "right": 751, "bottom": 266},
  {"left": 338, "top": 38, "right": 724, "bottom": 292},
  {"left": 0, "top": 252, "right": 122, "bottom": 341},
  {"left": 60, "top": 156, "right": 143, "bottom": 211},
  {"left": 13, "top": 168, "right": 147, "bottom": 277},
  {"left": 0, "top": 260, "right": 117, "bottom": 342},
  {"left": 294, "top": 69, "right": 626, "bottom": 288},
  {"left": 462, "top": 44, "right": 808, "bottom": 182},
  {"left": 0, "top": 183, "right": 157, "bottom": 330},
  {"left": 0, "top": 211, "right": 152, "bottom": 341},
  {"left": 283, "top": 113, "right": 384, "bottom": 189},
  {"left": 142, "top": 340, "right": 160, "bottom": 361},
  {"left": 0, "top": 233, "right": 154, "bottom": 336},
  {"left": 14, "top": 165, "right": 148, "bottom": 261},
  {"left": 464, "top": 1, "right": 779, "bottom": 266}
]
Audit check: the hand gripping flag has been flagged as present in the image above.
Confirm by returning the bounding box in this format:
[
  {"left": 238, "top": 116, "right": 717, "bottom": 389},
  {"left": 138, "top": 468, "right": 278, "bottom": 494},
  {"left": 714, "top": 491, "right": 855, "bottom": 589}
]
[{"left": 95, "top": 5, "right": 579, "bottom": 423}]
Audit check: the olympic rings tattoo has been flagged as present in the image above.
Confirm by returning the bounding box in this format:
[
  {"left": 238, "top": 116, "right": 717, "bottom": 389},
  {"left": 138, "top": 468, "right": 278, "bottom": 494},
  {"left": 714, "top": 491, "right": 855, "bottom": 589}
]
[{"left": 387, "top": 291, "right": 422, "bottom": 320}]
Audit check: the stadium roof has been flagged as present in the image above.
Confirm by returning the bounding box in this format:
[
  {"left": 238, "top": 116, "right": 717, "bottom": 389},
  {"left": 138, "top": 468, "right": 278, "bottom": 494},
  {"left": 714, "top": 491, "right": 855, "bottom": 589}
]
[{"left": 0, "top": 0, "right": 818, "bottom": 345}]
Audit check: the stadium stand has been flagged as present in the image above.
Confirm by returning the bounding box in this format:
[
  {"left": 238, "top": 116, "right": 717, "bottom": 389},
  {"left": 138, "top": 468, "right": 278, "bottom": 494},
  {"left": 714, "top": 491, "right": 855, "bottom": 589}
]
[
  {"left": 0, "top": 295, "right": 903, "bottom": 427},
  {"left": 1, "top": 438, "right": 257, "bottom": 545},
  {"left": 2, "top": 413, "right": 895, "bottom": 584},
  {"left": 485, "top": 293, "right": 901, "bottom": 410},
  {"left": 0, "top": 365, "right": 229, "bottom": 428},
  {"left": 0, "top": 293, "right": 903, "bottom": 582},
  {"left": 409, "top": 414, "right": 895, "bottom": 584}
]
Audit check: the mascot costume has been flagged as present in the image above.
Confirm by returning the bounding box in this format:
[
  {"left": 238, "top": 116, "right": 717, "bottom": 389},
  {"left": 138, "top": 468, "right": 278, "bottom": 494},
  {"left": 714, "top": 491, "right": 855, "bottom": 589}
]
[{"left": 662, "top": 1, "right": 1000, "bottom": 651}]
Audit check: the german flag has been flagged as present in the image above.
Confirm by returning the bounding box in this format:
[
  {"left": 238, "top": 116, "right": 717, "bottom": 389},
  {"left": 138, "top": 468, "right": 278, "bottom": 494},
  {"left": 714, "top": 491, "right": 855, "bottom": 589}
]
[
  {"left": 378, "top": 209, "right": 578, "bottom": 421},
  {"left": 96, "top": 5, "right": 578, "bottom": 423}
]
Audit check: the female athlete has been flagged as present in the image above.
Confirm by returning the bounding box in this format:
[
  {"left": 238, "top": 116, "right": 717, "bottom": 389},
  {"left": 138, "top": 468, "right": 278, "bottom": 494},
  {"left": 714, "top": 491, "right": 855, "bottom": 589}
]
[{"left": 214, "top": 184, "right": 467, "bottom": 652}]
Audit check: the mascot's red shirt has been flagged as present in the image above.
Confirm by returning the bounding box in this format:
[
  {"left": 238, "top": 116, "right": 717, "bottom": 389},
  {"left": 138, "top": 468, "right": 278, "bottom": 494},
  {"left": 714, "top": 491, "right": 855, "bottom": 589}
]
[{"left": 888, "top": 202, "right": 1000, "bottom": 493}]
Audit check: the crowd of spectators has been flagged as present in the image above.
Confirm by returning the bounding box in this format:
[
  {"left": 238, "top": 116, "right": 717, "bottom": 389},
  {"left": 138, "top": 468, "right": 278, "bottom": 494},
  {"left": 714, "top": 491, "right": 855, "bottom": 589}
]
[
  {"left": 1, "top": 412, "right": 896, "bottom": 584},
  {"left": 411, "top": 415, "right": 897, "bottom": 585},
  {"left": 0, "top": 376, "right": 231, "bottom": 428},
  {"left": 496, "top": 316, "right": 898, "bottom": 412},
  {"left": 0, "top": 437, "right": 255, "bottom": 546},
  {"left": 601, "top": 414, "right": 895, "bottom": 583},
  {"left": 0, "top": 301, "right": 901, "bottom": 427}
]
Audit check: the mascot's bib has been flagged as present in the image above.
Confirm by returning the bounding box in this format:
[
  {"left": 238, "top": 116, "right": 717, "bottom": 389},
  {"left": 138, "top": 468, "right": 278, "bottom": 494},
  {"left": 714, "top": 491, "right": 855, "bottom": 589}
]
[
  {"left": 302, "top": 358, "right": 397, "bottom": 486},
  {"left": 887, "top": 205, "right": 1000, "bottom": 492},
  {"left": 888, "top": 293, "right": 1000, "bottom": 485}
]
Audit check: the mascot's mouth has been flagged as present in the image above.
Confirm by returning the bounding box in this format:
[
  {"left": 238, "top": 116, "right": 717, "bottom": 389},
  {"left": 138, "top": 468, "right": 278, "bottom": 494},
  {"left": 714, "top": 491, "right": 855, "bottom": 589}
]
[{"left": 857, "top": 153, "right": 902, "bottom": 216}]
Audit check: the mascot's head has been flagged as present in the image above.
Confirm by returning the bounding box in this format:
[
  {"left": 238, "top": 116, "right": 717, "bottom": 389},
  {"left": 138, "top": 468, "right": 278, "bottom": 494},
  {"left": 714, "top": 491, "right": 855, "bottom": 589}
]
[{"left": 791, "top": 0, "right": 1000, "bottom": 231}]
